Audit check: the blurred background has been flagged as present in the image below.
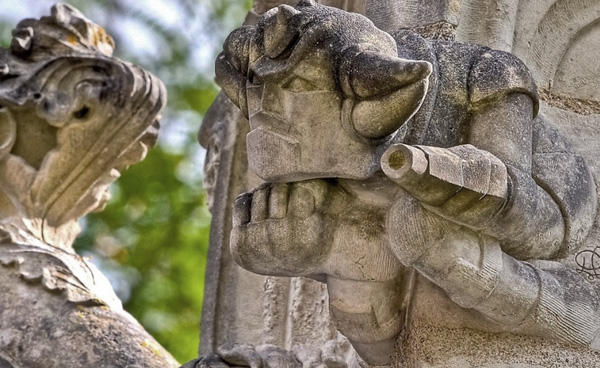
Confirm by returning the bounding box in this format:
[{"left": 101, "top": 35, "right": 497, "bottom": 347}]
[{"left": 0, "top": 0, "right": 251, "bottom": 362}]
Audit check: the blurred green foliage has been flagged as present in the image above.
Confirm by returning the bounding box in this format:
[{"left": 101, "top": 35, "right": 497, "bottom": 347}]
[
  {"left": 76, "top": 147, "right": 212, "bottom": 362},
  {"left": 1, "top": 0, "right": 252, "bottom": 363}
]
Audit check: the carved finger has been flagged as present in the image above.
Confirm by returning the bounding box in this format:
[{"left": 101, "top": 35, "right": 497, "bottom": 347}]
[
  {"left": 234, "top": 222, "right": 277, "bottom": 274},
  {"left": 296, "top": 179, "right": 328, "bottom": 208},
  {"left": 232, "top": 209, "right": 328, "bottom": 276},
  {"left": 430, "top": 188, "right": 489, "bottom": 226},
  {"left": 288, "top": 185, "right": 315, "bottom": 218},
  {"left": 433, "top": 145, "right": 491, "bottom": 218},
  {"left": 250, "top": 184, "right": 270, "bottom": 222},
  {"left": 233, "top": 221, "right": 285, "bottom": 275},
  {"left": 427, "top": 148, "right": 509, "bottom": 228},
  {"left": 233, "top": 193, "right": 252, "bottom": 226},
  {"left": 230, "top": 223, "right": 277, "bottom": 276},
  {"left": 245, "top": 220, "right": 269, "bottom": 248},
  {"left": 487, "top": 154, "right": 509, "bottom": 199},
  {"left": 268, "top": 183, "right": 289, "bottom": 219}
]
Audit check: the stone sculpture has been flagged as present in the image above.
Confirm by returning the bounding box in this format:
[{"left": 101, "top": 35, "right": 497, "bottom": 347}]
[
  {"left": 203, "top": 0, "right": 600, "bottom": 366},
  {"left": 0, "top": 4, "right": 178, "bottom": 367}
]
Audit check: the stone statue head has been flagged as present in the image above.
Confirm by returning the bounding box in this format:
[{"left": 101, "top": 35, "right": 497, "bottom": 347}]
[
  {"left": 216, "top": 0, "right": 432, "bottom": 182},
  {"left": 0, "top": 4, "right": 166, "bottom": 248}
]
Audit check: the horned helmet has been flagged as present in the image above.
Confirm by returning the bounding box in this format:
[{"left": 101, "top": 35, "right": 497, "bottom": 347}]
[{"left": 216, "top": 0, "right": 431, "bottom": 181}]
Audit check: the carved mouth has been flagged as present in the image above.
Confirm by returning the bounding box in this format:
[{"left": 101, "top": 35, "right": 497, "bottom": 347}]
[{"left": 246, "top": 126, "right": 301, "bottom": 182}]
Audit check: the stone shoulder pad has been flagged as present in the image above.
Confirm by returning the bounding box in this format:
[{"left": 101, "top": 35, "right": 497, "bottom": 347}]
[{"left": 468, "top": 49, "right": 539, "bottom": 117}]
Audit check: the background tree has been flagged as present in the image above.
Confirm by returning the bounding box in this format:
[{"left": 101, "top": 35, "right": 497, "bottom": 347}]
[{"left": 0, "top": 0, "right": 251, "bottom": 362}]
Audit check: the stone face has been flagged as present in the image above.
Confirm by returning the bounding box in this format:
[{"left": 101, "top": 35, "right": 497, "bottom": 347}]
[
  {"left": 0, "top": 4, "right": 177, "bottom": 367},
  {"left": 199, "top": 1, "right": 600, "bottom": 367}
]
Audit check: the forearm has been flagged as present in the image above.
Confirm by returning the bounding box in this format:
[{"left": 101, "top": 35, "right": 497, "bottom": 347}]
[
  {"left": 413, "top": 232, "right": 541, "bottom": 328},
  {"left": 427, "top": 235, "right": 600, "bottom": 349},
  {"left": 382, "top": 143, "right": 565, "bottom": 260},
  {"left": 389, "top": 211, "right": 600, "bottom": 348},
  {"left": 485, "top": 166, "right": 564, "bottom": 259}
]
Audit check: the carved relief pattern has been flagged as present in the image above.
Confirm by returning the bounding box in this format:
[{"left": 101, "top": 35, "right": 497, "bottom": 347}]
[{"left": 512, "top": 0, "right": 600, "bottom": 102}]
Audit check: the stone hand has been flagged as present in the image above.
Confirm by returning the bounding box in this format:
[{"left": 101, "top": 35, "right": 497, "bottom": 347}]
[
  {"left": 381, "top": 143, "right": 509, "bottom": 230},
  {"left": 231, "top": 178, "right": 403, "bottom": 282},
  {"left": 231, "top": 180, "right": 330, "bottom": 277},
  {"left": 382, "top": 143, "right": 566, "bottom": 260},
  {"left": 231, "top": 178, "right": 405, "bottom": 366}
]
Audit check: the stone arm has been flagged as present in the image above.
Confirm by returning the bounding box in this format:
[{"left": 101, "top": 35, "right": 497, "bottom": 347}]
[
  {"left": 230, "top": 180, "right": 408, "bottom": 366},
  {"left": 468, "top": 93, "right": 565, "bottom": 259},
  {"left": 383, "top": 92, "right": 600, "bottom": 348},
  {"left": 384, "top": 93, "right": 566, "bottom": 261},
  {"left": 387, "top": 193, "right": 600, "bottom": 349},
  {"left": 462, "top": 49, "right": 596, "bottom": 258}
]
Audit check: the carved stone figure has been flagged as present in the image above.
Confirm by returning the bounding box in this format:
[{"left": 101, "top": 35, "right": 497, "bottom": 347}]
[
  {"left": 206, "top": 0, "right": 600, "bottom": 366},
  {"left": 195, "top": 3, "right": 369, "bottom": 368},
  {"left": 0, "top": 4, "right": 177, "bottom": 367}
]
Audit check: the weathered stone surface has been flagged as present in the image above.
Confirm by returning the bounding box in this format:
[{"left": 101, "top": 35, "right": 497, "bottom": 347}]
[
  {"left": 367, "top": 0, "right": 459, "bottom": 33},
  {"left": 197, "top": 3, "right": 367, "bottom": 368},
  {"left": 200, "top": 0, "right": 600, "bottom": 367},
  {"left": 0, "top": 4, "right": 177, "bottom": 367}
]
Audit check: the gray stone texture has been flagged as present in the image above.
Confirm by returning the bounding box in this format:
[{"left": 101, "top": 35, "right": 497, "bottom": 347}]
[
  {"left": 198, "top": 0, "right": 600, "bottom": 367},
  {"left": 0, "top": 4, "right": 177, "bottom": 367}
]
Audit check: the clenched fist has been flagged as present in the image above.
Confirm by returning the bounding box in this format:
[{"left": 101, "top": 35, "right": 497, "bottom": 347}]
[
  {"left": 231, "top": 180, "right": 331, "bottom": 277},
  {"left": 230, "top": 178, "right": 403, "bottom": 282}
]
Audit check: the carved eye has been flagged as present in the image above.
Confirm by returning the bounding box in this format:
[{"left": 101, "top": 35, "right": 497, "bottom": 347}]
[
  {"left": 73, "top": 106, "right": 91, "bottom": 120},
  {"left": 248, "top": 71, "right": 262, "bottom": 86},
  {"left": 283, "top": 77, "right": 318, "bottom": 92}
]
